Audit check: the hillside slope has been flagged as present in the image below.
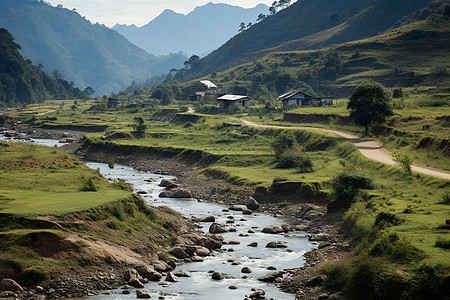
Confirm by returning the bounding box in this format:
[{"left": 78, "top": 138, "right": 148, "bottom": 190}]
[
  {"left": 176, "top": 15, "right": 450, "bottom": 98},
  {"left": 194, "top": 0, "right": 435, "bottom": 75},
  {"left": 0, "top": 0, "right": 186, "bottom": 95},
  {"left": 0, "top": 28, "right": 85, "bottom": 107},
  {"left": 113, "top": 2, "right": 268, "bottom": 56}
]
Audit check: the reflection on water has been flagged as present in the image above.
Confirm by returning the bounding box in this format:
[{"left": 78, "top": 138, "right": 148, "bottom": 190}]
[{"left": 86, "top": 163, "right": 316, "bottom": 300}]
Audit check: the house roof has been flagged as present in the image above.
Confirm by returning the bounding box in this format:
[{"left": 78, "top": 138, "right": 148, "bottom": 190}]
[
  {"left": 196, "top": 80, "right": 217, "bottom": 89},
  {"left": 278, "top": 90, "right": 312, "bottom": 101},
  {"left": 217, "top": 94, "right": 251, "bottom": 101}
]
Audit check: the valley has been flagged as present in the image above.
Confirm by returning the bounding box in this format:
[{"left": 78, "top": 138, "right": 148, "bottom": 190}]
[{"left": 0, "top": 0, "right": 449, "bottom": 299}]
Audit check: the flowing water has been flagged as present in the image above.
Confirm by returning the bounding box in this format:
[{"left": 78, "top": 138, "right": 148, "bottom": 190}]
[{"left": 1, "top": 133, "right": 316, "bottom": 299}]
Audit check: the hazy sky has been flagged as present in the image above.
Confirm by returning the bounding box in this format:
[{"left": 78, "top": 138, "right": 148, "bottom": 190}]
[{"left": 46, "top": 1, "right": 273, "bottom": 27}]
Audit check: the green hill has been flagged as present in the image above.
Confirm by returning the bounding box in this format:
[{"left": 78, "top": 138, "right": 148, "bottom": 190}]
[
  {"left": 0, "top": 28, "right": 85, "bottom": 107},
  {"left": 0, "top": 0, "right": 186, "bottom": 95},
  {"left": 181, "top": 0, "right": 445, "bottom": 79},
  {"left": 180, "top": 15, "right": 450, "bottom": 98}
]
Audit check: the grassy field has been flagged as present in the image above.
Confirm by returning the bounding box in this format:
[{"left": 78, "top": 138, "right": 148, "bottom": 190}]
[{"left": 0, "top": 142, "right": 131, "bottom": 216}]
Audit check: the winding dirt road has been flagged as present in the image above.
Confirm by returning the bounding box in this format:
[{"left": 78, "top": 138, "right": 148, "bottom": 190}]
[{"left": 238, "top": 119, "right": 450, "bottom": 180}]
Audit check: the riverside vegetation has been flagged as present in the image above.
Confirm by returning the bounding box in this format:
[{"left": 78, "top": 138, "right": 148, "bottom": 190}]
[
  {"left": 0, "top": 141, "right": 192, "bottom": 296},
  {"left": 2, "top": 85, "right": 448, "bottom": 298}
]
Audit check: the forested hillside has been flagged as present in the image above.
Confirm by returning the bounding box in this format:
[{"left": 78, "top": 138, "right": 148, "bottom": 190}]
[
  {"left": 0, "top": 28, "right": 85, "bottom": 107},
  {"left": 0, "top": 0, "right": 186, "bottom": 95},
  {"left": 113, "top": 3, "right": 268, "bottom": 56},
  {"left": 186, "top": 0, "right": 440, "bottom": 78}
]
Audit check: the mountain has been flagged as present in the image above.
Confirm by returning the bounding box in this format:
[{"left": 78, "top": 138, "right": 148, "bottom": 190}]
[
  {"left": 192, "top": 0, "right": 438, "bottom": 76},
  {"left": 0, "top": 0, "right": 186, "bottom": 95},
  {"left": 113, "top": 2, "right": 268, "bottom": 57},
  {"left": 0, "top": 28, "right": 86, "bottom": 107}
]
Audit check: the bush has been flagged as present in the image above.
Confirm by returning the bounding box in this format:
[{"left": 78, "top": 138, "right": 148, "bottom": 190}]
[
  {"left": 374, "top": 212, "right": 404, "bottom": 227},
  {"left": 328, "top": 172, "right": 374, "bottom": 211},
  {"left": 111, "top": 179, "right": 133, "bottom": 191},
  {"left": 272, "top": 132, "right": 295, "bottom": 158},
  {"left": 392, "top": 152, "right": 412, "bottom": 174},
  {"left": 79, "top": 177, "right": 97, "bottom": 192},
  {"left": 276, "top": 148, "right": 314, "bottom": 172},
  {"left": 435, "top": 236, "right": 450, "bottom": 249},
  {"left": 369, "top": 230, "right": 425, "bottom": 263},
  {"left": 439, "top": 192, "right": 450, "bottom": 204},
  {"left": 107, "top": 159, "right": 115, "bottom": 169}
]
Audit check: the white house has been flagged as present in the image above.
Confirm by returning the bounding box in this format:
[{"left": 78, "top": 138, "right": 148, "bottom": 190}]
[
  {"left": 216, "top": 94, "right": 251, "bottom": 109},
  {"left": 278, "top": 90, "right": 314, "bottom": 107}
]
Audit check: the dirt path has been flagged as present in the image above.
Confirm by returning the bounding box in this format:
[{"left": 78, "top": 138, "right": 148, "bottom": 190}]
[{"left": 238, "top": 119, "right": 450, "bottom": 180}]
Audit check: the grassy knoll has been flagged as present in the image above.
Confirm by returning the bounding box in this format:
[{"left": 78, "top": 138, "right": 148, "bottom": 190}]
[
  {"left": 0, "top": 142, "right": 130, "bottom": 216},
  {"left": 0, "top": 141, "right": 183, "bottom": 287}
]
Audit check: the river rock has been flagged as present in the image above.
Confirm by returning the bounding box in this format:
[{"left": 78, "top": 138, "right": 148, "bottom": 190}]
[
  {"left": 174, "top": 270, "right": 190, "bottom": 277},
  {"left": 306, "top": 275, "right": 327, "bottom": 287},
  {"left": 128, "top": 278, "right": 144, "bottom": 288},
  {"left": 170, "top": 247, "right": 189, "bottom": 259},
  {"left": 209, "top": 223, "right": 228, "bottom": 234},
  {"left": 159, "top": 179, "right": 176, "bottom": 187},
  {"left": 241, "top": 267, "right": 252, "bottom": 274},
  {"left": 149, "top": 272, "right": 162, "bottom": 282},
  {"left": 191, "top": 255, "right": 204, "bottom": 262},
  {"left": 152, "top": 260, "right": 172, "bottom": 272},
  {"left": 212, "top": 272, "right": 224, "bottom": 280},
  {"left": 227, "top": 239, "right": 240, "bottom": 245},
  {"left": 242, "top": 209, "right": 253, "bottom": 215},
  {"left": 165, "top": 272, "right": 180, "bottom": 282},
  {"left": 230, "top": 205, "right": 248, "bottom": 211},
  {"left": 281, "top": 224, "right": 293, "bottom": 232},
  {"left": 159, "top": 188, "right": 191, "bottom": 198},
  {"left": 309, "top": 233, "right": 330, "bottom": 242},
  {"left": 244, "top": 197, "right": 260, "bottom": 210},
  {"left": 257, "top": 271, "right": 284, "bottom": 282},
  {"left": 202, "top": 238, "right": 222, "bottom": 250},
  {"left": 0, "top": 279, "right": 23, "bottom": 292},
  {"left": 195, "top": 247, "right": 211, "bottom": 257},
  {"left": 266, "top": 241, "right": 288, "bottom": 248},
  {"left": 249, "top": 289, "right": 266, "bottom": 299},
  {"left": 198, "top": 216, "right": 215, "bottom": 222},
  {"left": 247, "top": 242, "right": 258, "bottom": 247},
  {"left": 262, "top": 224, "right": 285, "bottom": 234},
  {"left": 124, "top": 269, "right": 139, "bottom": 282},
  {"left": 134, "top": 265, "right": 156, "bottom": 280},
  {"left": 136, "top": 290, "right": 152, "bottom": 298}
]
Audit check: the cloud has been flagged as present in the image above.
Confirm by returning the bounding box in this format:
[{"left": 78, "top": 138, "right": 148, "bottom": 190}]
[{"left": 47, "top": 0, "right": 272, "bottom": 27}]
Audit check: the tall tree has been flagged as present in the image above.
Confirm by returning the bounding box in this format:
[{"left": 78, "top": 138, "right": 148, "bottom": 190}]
[{"left": 347, "top": 82, "right": 393, "bottom": 135}]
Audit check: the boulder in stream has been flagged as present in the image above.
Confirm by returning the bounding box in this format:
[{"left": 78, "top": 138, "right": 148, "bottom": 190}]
[
  {"left": 244, "top": 197, "right": 260, "bottom": 210},
  {"left": 262, "top": 224, "right": 285, "bottom": 234},
  {"left": 159, "top": 188, "right": 191, "bottom": 198},
  {"left": 209, "top": 223, "right": 228, "bottom": 234}
]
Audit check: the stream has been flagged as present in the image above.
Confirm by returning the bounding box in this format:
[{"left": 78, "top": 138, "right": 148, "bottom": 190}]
[{"left": 1, "top": 132, "right": 316, "bottom": 299}]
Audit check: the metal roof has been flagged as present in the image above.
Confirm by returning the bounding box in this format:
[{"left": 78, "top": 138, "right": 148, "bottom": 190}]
[
  {"left": 217, "top": 94, "right": 251, "bottom": 101},
  {"left": 198, "top": 80, "right": 217, "bottom": 89},
  {"left": 278, "top": 90, "right": 312, "bottom": 101}
]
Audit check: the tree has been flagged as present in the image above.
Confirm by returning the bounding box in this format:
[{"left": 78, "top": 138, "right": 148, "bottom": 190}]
[
  {"left": 238, "top": 22, "right": 246, "bottom": 32},
  {"left": 184, "top": 54, "right": 200, "bottom": 69},
  {"left": 257, "top": 13, "right": 266, "bottom": 22},
  {"left": 83, "top": 86, "right": 95, "bottom": 96},
  {"left": 133, "top": 116, "right": 147, "bottom": 132},
  {"left": 247, "top": 22, "right": 253, "bottom": 29},
  {"left": 347, "top": 82, "right": 393, "bottom": 135}
]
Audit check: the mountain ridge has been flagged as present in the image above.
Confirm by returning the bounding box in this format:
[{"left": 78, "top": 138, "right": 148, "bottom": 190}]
[
  {"left": 0, "top": 0, "right": 186, "bottom": 95},
  {"left": 113, "top": 2, "right": 268, "bottom": 57}
]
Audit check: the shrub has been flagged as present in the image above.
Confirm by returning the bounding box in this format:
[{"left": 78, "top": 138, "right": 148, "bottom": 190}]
[
  {"left": 79, "top": 177, "right": 97, "bottom": 192},
  {"left": 392, "top": 152, "right": 412, "bottom": 174},
  {"left": 272, "top": 132, "right": 295, "bottom": 158},
  {"left": 374, "top": 212, "right": 404, "bottom": 227},
  {"left": 370, "top": 230, "right": 425, "bottom": 263},
  {"left": 112, "top": 179, "right": 133, "bottom": 191},
  {"left": 276, "top": 148, "right": 314, "bottom": 172},
  {"left": 439, "top": 192, "right": 450, "bottom": 204},
  {"left": 435, "top": 236, "right": 450, "bottom": 249},
  {"left": 107, "top": 159, "right": 115, "bottom": 169},
  {"left": 328, "top": 172, "right": 374, "bottom": 211}
]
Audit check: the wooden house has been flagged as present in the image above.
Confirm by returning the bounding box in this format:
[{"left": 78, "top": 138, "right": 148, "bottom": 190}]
[
  {"left": 278, "top": 90, "right": 314, "bottom": 107},
  {"left": 216, "top": 94, "right": 251, "bottom": 109}
]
